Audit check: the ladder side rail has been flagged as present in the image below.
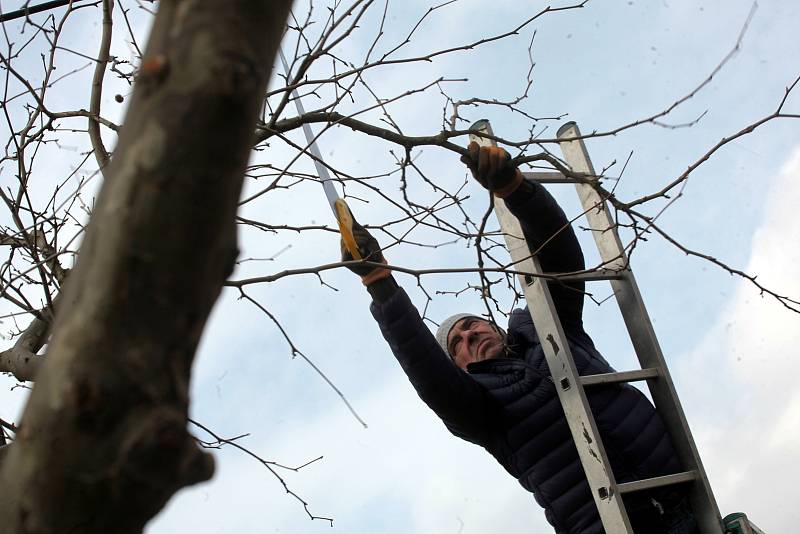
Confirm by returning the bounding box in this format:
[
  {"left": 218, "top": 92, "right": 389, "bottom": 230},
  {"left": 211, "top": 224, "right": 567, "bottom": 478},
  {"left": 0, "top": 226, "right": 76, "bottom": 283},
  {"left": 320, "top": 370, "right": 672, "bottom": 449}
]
[
  {"left": 556, "top": 122, "right": 723, "bottom": 534},
  {"left": 471, "top": 122, "right": 633, "bottom": 532},
  {"left": 493, "top": 198, "right": 633, "bottom": 534}
]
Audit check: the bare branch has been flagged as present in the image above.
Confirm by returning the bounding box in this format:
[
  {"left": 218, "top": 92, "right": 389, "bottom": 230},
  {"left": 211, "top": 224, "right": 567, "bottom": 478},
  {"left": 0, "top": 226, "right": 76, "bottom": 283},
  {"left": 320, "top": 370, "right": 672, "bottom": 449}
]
[
  {"left": 88, "top": 0, "right": 113, "bottom": 169},
  {"left": 188, "top": 418, "right": 333, "bottom": 526}
]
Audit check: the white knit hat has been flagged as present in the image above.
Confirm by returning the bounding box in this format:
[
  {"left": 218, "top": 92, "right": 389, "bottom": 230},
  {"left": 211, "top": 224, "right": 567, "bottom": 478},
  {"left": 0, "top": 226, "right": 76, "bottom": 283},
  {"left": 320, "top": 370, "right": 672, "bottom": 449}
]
[{"left": 435, "top": 313, "right": 482, "bottom": 358}]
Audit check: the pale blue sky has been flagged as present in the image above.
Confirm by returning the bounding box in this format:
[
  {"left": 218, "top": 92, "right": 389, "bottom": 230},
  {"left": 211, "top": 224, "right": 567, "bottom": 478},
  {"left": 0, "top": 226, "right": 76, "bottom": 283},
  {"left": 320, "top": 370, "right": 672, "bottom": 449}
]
[{"left": 1, "top": 1, "right": 798, "bottom": 533}]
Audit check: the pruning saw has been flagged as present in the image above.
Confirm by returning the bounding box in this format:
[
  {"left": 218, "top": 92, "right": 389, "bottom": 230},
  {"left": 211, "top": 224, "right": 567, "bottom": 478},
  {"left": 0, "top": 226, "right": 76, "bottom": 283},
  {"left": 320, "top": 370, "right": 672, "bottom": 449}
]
[{"left": 277, "top": 49, "right": 362, "bottom": 260}]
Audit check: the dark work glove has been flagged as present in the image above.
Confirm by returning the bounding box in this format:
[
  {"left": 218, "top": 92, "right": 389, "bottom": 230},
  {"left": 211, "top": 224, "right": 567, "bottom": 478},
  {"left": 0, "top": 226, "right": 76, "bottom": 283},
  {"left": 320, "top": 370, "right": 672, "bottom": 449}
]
[
  {"left": 460, "top": 141, "right": 523, "bottom": 198},
  {"left": 341, "top": 220, "right": 390, "bottom": 285}
]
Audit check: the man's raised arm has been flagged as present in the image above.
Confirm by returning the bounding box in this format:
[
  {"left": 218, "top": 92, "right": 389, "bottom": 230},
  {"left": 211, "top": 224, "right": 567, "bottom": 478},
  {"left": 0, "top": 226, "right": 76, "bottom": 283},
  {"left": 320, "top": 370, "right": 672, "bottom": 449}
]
[
  {"left": 461, "top": 142, "right": 586, "bottom": 328},
  {"left": 340, "top": 220, "right": 495, "bottom": 445}
]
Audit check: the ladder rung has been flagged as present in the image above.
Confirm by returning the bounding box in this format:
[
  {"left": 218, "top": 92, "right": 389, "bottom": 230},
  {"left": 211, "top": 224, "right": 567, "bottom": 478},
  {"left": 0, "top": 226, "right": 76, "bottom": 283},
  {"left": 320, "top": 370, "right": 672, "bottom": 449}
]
[
  {"left": 546, "top": 269, "right": 626, "bottom": 283},
  {"left": 580, "top": 368, "right": 660, "bottom": 387},
  {"left": 617, "top": 471, "right": 697, "bottom": 495},
  {"left": 522, "top": 171, "right": 579, "bottom": 183},
  {"left": 522, "top": 270, "right": 623, "bottom": 286}
]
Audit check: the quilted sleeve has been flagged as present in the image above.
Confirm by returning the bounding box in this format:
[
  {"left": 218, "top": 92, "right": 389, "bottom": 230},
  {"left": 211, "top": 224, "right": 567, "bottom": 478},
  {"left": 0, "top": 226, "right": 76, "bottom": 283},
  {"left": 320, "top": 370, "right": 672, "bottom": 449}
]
[
  {"left": 503, "top": 179, "right": 586, "bottom": 330},
  {"left": 370, "top": 288, "right": 496, "bottom": 445}
]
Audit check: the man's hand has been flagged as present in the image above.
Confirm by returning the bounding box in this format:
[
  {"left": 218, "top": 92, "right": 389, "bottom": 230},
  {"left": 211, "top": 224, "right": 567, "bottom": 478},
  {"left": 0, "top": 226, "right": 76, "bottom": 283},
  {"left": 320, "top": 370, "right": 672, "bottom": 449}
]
[
  {"left": 341, "top": 219, "right": 391, "bottom": 285},
  {"left": 460, "top": 141, "right": 523, "bottom": 198}
]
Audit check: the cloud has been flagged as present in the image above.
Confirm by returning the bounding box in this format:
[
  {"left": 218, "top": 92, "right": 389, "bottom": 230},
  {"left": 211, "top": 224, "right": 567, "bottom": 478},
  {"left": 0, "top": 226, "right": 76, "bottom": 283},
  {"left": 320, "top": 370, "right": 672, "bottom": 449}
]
[{"left": 676, "top": 147, "right": 800, "bottom": 532}]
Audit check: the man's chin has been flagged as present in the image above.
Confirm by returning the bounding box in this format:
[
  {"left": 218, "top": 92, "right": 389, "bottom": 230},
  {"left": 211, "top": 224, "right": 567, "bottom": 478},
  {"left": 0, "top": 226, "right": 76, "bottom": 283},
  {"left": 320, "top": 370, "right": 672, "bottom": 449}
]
[{"left": 479, "top": 342, "right": 503, "bottom": 361}]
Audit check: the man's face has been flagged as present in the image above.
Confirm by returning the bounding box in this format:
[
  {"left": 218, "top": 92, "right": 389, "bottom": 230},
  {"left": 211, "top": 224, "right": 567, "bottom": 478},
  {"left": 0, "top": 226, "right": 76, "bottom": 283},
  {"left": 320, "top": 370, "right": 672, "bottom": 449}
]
[{"left": 447, "top": 317, "right": 505, "bottom": 370}]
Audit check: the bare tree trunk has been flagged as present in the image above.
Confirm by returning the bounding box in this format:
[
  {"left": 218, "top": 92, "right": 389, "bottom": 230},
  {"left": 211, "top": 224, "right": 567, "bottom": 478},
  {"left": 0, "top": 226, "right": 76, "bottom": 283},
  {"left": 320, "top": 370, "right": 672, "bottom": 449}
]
[{"left": 0, "top": 1, "right": 293, "bottom": 533}]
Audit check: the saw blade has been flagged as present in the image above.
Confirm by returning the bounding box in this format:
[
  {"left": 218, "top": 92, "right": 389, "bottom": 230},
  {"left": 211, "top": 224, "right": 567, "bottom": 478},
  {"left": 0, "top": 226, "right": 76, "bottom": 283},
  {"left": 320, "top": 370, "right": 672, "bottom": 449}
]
[{"left": 278, "top": 49, "right": 339, "bottom": 210}]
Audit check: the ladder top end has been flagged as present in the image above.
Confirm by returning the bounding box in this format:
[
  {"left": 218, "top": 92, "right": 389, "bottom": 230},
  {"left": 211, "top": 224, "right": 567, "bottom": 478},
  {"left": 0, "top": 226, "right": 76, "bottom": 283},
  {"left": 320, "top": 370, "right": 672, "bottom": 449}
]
[
  {"left": 557, "top": 121, "right": 579, "bottom": 139},
  {"left": 469, "top": 118, "right": 491, "bottom": 131}
]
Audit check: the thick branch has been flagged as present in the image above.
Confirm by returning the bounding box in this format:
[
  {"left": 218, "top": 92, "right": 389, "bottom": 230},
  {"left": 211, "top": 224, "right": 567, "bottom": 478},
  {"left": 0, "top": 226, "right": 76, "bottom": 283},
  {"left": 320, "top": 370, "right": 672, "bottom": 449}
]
[
  {"left": 0, "top": 346, "right": 43, "bottom": 382},
  {"left": 262, "top": 110, "right": 592, "bottom": 185},
  {"left": 264, "top": 110, "right": 467, "bottom": 152},
  {"left": 0, "top": 313, "right": 50, "bottom": 381}
]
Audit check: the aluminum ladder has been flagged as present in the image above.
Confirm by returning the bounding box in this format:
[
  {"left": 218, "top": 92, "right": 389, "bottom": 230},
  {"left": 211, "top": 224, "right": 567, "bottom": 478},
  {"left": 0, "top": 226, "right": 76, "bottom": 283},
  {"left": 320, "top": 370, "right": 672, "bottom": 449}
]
[{"left": 469, "top": 120, "right": 723, "bottom": 533}]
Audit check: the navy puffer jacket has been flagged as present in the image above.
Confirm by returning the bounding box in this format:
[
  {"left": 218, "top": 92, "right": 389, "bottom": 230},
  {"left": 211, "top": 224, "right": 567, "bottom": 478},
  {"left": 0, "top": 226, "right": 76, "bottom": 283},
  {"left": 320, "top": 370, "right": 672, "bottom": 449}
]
[{"left": 369, "top": 180, "right": 682, "bottom": 533}]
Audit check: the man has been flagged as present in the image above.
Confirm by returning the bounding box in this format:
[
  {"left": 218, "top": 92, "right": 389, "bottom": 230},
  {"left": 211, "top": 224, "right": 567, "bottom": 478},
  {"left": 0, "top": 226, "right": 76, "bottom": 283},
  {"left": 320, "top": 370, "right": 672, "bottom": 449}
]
[{"left": 342, "top": 141, "right": 696, "bottom": 533}]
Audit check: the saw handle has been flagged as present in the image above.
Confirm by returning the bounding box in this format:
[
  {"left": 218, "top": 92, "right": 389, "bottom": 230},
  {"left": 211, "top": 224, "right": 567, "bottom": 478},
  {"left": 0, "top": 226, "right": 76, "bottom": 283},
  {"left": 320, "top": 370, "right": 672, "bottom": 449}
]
[
  {"left": 334, "top": 199, "right": 362, "bottom": 260},
  {"left": 337, "top": 201, "right": 390, "bottom": 286}
]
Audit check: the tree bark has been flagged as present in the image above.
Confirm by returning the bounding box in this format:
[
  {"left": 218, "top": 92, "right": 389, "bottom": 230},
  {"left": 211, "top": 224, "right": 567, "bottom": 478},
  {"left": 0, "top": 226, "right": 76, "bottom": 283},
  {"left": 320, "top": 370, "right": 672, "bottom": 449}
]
[{"left": 0, "top": 1, "right": 293, "bottom": 533}]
